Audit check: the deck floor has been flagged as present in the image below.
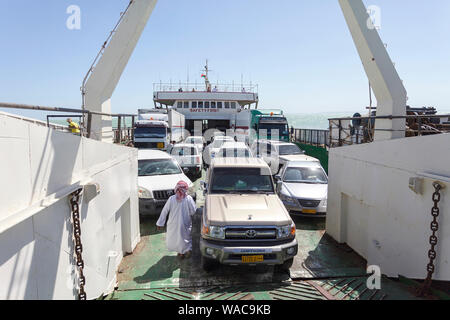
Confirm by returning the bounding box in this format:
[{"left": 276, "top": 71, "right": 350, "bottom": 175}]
[{"left": 108, "top": 171, "right": 421, "bottom": 300}]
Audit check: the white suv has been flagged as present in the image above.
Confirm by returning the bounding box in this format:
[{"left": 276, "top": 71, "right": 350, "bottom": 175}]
[{"left": 138, "top": 150, "right": 195, "bottom": 215}]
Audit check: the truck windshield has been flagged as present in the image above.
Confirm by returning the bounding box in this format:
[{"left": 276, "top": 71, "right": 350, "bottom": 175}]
[
  {"left": 138, "top": 159, "right": 181, "bottom": 176},
  {"left": 258, "top": 124, "right": 288, "bottom": 136},
  {"left": 283, "top": 167, "right": 328, "bottom": 184},
  {"left": 210, "top": 168, "right": 274, "bottom": 194},
  {"left": 278, "top": 144, "right": 303, "bottom": 155},
  {"left": 134, "top": 127, "right": 166, "bottom": 138}
]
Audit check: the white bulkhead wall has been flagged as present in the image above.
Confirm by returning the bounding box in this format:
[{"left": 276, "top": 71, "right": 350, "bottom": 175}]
[
  {"left": 326, "top": 133, "right": 450, "bottom": 281},
  {"left": 0, "top": 113, "right": 140, "bottom": 299}
]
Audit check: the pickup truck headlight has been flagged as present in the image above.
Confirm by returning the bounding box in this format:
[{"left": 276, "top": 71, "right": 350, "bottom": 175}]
[
  {"left": 138, "top": 186, "right": 153, "bottom": 199},
  {"left": 202, "top": 225, "right": 225, "bottom": 240},
  {"left": 320, "top": 199, "right": 327, "bottom": 207},
  {"left": 280, "top": 193, "right": 296, "bottom": 205},
  {"left": 277, "top": 223, "right": 296, "bottom": 239}
]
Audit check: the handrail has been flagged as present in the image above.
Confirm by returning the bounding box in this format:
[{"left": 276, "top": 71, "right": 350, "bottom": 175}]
[
  {"left": 153, "top": 82, "right": 259, "bottom": 93},
  {"left": 328, "top": 113, "right": 450, "bottom": 147},
  {"left": 0, "top": 102, "right": 137, "bottom": 139}
]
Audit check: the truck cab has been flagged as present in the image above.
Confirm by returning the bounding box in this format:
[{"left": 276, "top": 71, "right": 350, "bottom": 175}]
[
  {"left": 200, "top": 157, "right": 298, "bottom": 271},
  {"left": 134, "top": 108, "right": 185, "bottom": 150},
  {"left": 250, "top": 109, "right": 290, "bottom": 144}
]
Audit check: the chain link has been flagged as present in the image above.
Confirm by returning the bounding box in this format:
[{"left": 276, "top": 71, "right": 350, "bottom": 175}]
[
  {"left": 418, "top": 182, "right": 443, "bottom": 297},
  {"left": 69, "top": 188, "right": 87, "bottom": 300}
]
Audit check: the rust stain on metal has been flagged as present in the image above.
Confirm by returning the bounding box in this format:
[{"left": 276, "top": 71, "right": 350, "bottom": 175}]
[{"left": 305, "top": 280, "right": 337, "bottom": 300}]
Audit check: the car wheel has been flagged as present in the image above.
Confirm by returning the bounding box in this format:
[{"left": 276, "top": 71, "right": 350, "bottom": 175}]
[{"left": 201, "top": 255, "right": 217, "bottom": 272}]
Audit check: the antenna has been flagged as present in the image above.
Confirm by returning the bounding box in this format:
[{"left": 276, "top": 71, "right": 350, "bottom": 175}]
[{"left": 202, "top": 59, "right": 212, "bottom": 91}]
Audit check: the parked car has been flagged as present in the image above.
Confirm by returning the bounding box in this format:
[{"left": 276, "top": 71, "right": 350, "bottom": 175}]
[
  {"left": 251, "top": 140, "right": 319, "bottom": 175},
  {"left": 199, "top": 157, "right": 298, "bottom": 271},
  {"left": 169, "top": 143, "right": 203, "bottom": 179},
  {"left": 138, "top": 149, "right": 195, "bottom": 215},
  {"left": 204, "top": 135, "right": 235, "bottom": 166},
  {"left": 275, "top": 161, "right": 328, "bottom": 217},
  {"left": 216, "top": 141, "right": 253, "bottom": 158},
  {"left": 184, "top": 136, "right": 206, "bottom": 153}
]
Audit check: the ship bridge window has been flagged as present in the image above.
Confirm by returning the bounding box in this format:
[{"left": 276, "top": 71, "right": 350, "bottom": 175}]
[
  {"left": 184, "top": 101, "right": 189, "bottom": 108},
  {"left": 205, "top": 101, "right": 210, "bottom": 109},
  {"left": 192, "top": 101, "right": 197, "bottom": 108},
  {"left": 217, "top": 102, "right": 223, "bottom": 109},
  {"left": 211, "top": 102, "right": 216, "bottom": 108},
  {"left": 198, "top": 101, "right": 203, "bottom": 108},
  {"left": 177, "top": 101, "right": 182, "bottom": 109},
  {"left": 225, "top": 102, "right": 230, "bottom": 109},
  {"left": 231, "top": 102, "right": 236, "bottom": 109}
]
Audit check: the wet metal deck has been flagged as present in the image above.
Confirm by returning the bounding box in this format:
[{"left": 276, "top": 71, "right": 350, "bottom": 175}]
[{"left": 109, "top": 171, "right": 422, "bottom": 300}]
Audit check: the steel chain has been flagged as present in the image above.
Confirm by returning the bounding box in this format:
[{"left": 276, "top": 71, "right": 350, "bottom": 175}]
[
  {"left": 418, "top": 182, "right": 443, "bottom": 297},
  {"left": 69, "top": 188, "right": 87, "bottom": 300}
]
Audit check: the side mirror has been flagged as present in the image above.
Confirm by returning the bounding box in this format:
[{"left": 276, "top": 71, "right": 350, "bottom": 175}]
[{"left": 274, "top": 174, "right": 282, "bottom": 181}]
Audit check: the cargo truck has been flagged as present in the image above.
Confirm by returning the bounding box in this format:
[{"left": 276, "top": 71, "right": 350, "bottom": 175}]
[{"left": 134, "top": 108, "right": 185, "bottom": 150}]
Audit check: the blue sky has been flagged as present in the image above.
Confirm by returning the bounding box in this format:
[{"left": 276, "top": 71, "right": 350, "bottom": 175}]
[{"left": 1, "top": 0, "right": 449, "bottom": 121}]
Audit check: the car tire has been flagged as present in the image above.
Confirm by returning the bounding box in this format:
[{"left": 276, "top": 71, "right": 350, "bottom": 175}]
[
  {"left": 201, "top": 255, "right": 217, "bottom": 272},
  {"left": 276, "top": 258, "right": 294, "bottom": 272}
]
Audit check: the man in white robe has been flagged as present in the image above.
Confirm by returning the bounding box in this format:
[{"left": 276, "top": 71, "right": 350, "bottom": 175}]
[{"left": 156, "top": 181, "right": 197, "bottom": 258}]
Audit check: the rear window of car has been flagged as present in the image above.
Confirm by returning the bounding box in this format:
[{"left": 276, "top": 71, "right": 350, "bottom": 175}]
[{"left": 172, "top": 147, "right": 197, "bottom": 156}]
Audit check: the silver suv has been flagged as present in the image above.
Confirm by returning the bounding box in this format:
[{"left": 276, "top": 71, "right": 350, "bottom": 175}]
[{"left": 199, "top": 157, "right": 298, "bottom": 271}]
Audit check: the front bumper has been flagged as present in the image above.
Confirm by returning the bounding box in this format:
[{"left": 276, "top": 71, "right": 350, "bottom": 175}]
[
  {"left": 139, "top": 198, "right": 167, "bottom": 216},
  {"left": 200, "top": 238, "right": 298, "bottom": 265},
  {"left": 282, "top": 200, "right": 327, "bottom": 217}
]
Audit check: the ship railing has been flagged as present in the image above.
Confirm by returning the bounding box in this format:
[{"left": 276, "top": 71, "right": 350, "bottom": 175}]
[
  {"left": 328, "top": 114, "right": 450, "bottom": 148},
  {"left": 153, "top": 82, "right": 258, "bottom": 94},
  {"left": 293, "top": 128, "right": 330, "bottom": 148},
  {"left": 0, "top": 102, "right": 137, "bottom": 144}
]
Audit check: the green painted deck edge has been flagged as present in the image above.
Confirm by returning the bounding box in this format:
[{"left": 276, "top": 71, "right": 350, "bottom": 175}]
[{"left": 295, "top": 143, "right": 328, "bottom": 173}]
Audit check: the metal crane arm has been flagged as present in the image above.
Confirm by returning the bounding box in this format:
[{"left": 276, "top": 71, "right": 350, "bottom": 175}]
[
  {"left": 339, "top": 0, "right": 407, "bottom": 140},
  {"left": 82, "top": 0, "right": 158, "bottom": 141}
]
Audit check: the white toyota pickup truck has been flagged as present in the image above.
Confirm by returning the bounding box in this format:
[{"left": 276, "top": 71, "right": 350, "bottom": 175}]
[{"left": 200, "top": 157, "right": 298, "bottom": 271}]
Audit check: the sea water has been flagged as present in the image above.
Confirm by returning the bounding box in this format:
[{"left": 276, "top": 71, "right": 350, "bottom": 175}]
[{"left": 51, "top": 112, "right": 354, "bottom": 130}]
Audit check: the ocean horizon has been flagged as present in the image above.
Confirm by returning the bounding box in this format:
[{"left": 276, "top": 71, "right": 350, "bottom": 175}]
[{"left": 48, "top": 110, "right": 450, "bottom": 131}]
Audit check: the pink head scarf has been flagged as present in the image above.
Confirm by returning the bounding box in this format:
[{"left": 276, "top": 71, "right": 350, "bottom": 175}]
[{"left": 174, "top": 180, "right": 189, "bottom": 202}]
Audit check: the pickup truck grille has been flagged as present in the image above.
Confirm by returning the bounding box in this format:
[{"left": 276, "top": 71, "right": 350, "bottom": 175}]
[
  {"left": 225, "top": 228, "right": 276, "bottom": 240},
  {"left": 153, "top": 190, "right": 174, "bottom": 200},
  {"left": 299, "top": 199, "right": 321, "bottom": 207}
]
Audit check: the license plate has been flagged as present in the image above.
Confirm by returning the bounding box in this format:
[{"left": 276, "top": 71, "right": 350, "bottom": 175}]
[
  {"left": 302, "top": 209, "right": 317, "bottom": 214},
  {"left": 157, "top": 142, "right": 164, "bottom": 149},
  {"left": 242, "top": 255, "right": 264, "bottom": 263}
]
